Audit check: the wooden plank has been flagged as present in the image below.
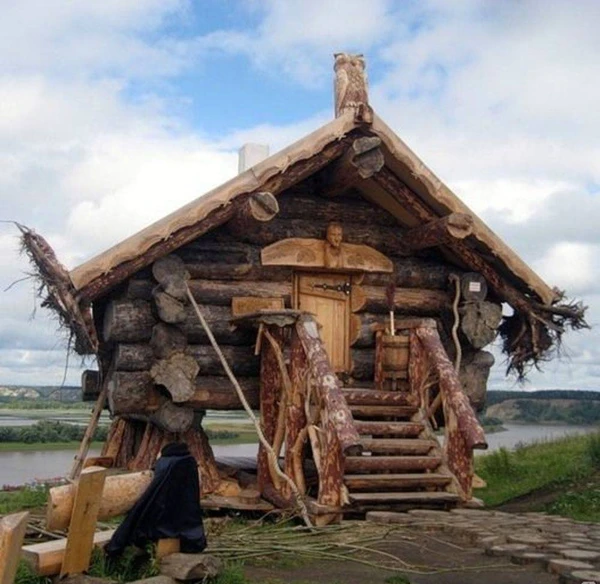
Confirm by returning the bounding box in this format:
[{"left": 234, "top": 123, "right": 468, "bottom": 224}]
[
  {"left": 349, "top": 491, "right": 460, "bottom": 503},
  {"left": 60, "top": 467, "right": 107, "bottom": 577},
  {"left": 344, "top": 455, "right": 441, "bottom": 473},
  {"left": 22, "top": 530, "right": 115, "bottom": 577},
  {"left": 349, "top": 405, "right": 418, "bottom": 418},
  {"left": 344, "top": 473, "right": 452, "bottom": 491},
  {"left": 358, "top": 438, "right": 436, "bottom": 455},
  {"left": 231, "top": 296, "right": 284, "bottom": 317},
  {"left": 342, "top": 388, "right": 413, "bottom": 406},
  {"left": 0, "top": 512, "right": 29, "bottom": 584},
  {"left": 353, "top": 421, "right": 423, "bottom": 437}
]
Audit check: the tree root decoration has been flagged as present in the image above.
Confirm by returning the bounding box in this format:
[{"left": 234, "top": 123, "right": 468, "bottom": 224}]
[
  {"left": 500, "top": 290, "right": 589, "bottom": 381},
  {"left": 185, "top": 285, "right": 313, "bottom": 528}
]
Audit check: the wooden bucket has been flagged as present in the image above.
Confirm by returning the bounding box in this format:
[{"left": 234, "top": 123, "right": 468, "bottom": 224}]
[{"left": 381, "top": 333, "right": 409, "bottom": 375}]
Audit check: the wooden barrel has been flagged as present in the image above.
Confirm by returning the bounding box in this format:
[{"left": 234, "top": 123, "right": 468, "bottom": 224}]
[{"left": 381, "top": 333, "right": 409, "bottom": 376}]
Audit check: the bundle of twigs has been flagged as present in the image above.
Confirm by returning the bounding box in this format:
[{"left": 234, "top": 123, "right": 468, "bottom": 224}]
[{"left": 204, "top": 516, "right": 511, "bottom": 576}]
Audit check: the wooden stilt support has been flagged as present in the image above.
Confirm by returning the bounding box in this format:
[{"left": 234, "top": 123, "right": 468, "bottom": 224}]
[
  {"left": 69, "top": 378, "right": 108, "bottom": 480},
  {"left": 0, "top": 512, "right": 29, "bottom": 584},
  {"left": 60, "top": 467, "right": 107, "bottom": 577}
]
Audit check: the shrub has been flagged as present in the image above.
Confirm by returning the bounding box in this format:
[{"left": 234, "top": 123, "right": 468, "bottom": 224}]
[{"left": 586, "top": 432, "right": 600, "bottom": 468}]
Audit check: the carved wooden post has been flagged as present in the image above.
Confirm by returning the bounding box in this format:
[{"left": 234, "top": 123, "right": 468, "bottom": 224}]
[
  {"left": 284, "top": 329, "right": 308, "bottom": 497},
  {"left": 257, "top": 327, "right": 283, "bottom": 494},
  {"left": 334, "top": 53, "right": 370, "bottom": 120},
  {"left": 415, "top": 325, "right": 487, "bottom": 500}
]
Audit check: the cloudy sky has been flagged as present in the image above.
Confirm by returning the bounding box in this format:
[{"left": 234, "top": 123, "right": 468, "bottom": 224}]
[{"left": 0, "top": 0, "right": 598, "bottom": 390}]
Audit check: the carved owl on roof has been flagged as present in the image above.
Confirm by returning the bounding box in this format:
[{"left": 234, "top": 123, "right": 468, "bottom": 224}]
[{"left": 334, "top": 53, "right": 369, "bottom": 117}]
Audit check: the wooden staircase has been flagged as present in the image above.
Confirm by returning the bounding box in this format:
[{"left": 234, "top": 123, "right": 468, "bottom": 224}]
[{"left": 341, "top": 385, "right": 461, "bottom": 512}]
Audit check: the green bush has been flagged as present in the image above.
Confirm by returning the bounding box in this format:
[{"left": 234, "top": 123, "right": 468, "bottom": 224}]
[
  {"left": 0, "top": 420, "right": 108, "bottom": 444},
  {"left": 480, "top": 447, "right": 515, "bottom": 478}
]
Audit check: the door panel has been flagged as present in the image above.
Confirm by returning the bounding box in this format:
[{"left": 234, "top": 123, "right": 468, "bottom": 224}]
[{"left": 295, "top": 273, "right": 351, "bottom": 372}]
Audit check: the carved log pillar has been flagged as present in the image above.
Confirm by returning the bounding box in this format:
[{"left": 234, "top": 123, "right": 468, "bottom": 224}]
[{"left": 257, "top": 327, "right": 284, "bottom": 495}]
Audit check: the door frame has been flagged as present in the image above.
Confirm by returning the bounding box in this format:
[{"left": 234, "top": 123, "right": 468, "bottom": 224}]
[{"left": 292, "top": 270, "right": 353, "bottom": 373}]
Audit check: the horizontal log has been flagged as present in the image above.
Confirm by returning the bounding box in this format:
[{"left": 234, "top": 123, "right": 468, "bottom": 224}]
[
  {"left": 22, "top": 530, "right": 115, "bottom": 577},
  {"left": 277, "top": 191, "right": 398, "bottom": 226},
  {"left": 108, "top": 371, "right": 260, "bottom": 412},
  {"left": 81, "top": 370, "right": 100, "bottom": 402},
  {"left": 344, "top": 455, "right": 442, "bottom": 473},
  {"left": 46, "top": 471, "right": 154, "bottom": 531},
  {"left": 353, "top": 421, "right": 424, "bottom": 437},
  {"left": 344, "top": 473, "right": 452, "bottom": 491},
  {"left": 100, "top": 301, "right": 255, "bottom": 345},
  {"left": 359, "top": 438, "right": 436, "bottom": 455},
  {"left": 113, "top": 343, "right": 260, "bottom": 377},
  {"left": 103, "top": 299, "right": 156, "bottom": 343},
  {"left": 361, "top": 257, "right": 460, "bottom": 289},
  {"left": 188, "top": 279, "right": 291, "bottom": 307},
  {"left": 341, "top": 388, "right": 414, "bottom": 406},
  {"left": 355, "top": 286, "right": 451, "bottom": 314},
  {"left": 349, "top": 405, "right": 418, "bottom": 419},
  {"left": 226, "top": 216, "right": 409, "bottom": 256}
]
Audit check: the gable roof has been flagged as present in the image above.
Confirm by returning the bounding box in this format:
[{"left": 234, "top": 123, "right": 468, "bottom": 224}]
[
  {"left": 22, "top": 92, "right": 587, "bottom": 379},
  {"left": 69, "top": 110, "right": 555, "bottom": 306}
]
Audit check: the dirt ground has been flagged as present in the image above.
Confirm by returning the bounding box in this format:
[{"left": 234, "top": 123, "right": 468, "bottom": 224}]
[{"left": 241, "top": 528, "right": 558, "bottom": 584}]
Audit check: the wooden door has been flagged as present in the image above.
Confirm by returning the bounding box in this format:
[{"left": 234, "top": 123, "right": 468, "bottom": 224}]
[{"left": 294, "top": 273, "right": 351, "bottom": 372}]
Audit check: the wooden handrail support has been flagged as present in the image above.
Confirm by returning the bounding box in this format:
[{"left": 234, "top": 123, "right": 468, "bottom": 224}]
[
  {"left": 414, "top": 325, "right": 487, "bottom": 500},
  {"left": 294, "top": 315, "right": 361, "bottom": 520}
]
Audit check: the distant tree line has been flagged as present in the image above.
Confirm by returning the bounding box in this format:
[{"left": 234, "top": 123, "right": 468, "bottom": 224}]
[
  {"left": 512, "top": 399, "right": 600, "bottom": 425},
  {"left": 0, "top": 398, "right": 88, "bottom": 409},
  {"left": 0, "top": 420, "right": 108, "bottom": 444},
  {"left": 487, "top": 390, "right": 600, "bottom": 407}
]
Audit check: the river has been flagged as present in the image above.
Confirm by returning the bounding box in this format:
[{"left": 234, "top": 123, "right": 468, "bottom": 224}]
[{"left": 0, "top": 423, "right": 597, "bottom": 487}]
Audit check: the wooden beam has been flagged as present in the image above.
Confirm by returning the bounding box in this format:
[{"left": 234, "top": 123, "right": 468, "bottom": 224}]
[
  {"left": 371, "top": 166, "right": 539, "bottom": 313},
  {"left": 399, "top": 213, "right": 473, "bottom": 251},
  {"left": 61, "top": 466, "right": 107, "bottom": 577},
  {"left": 227, "top": 191, "right": 279, "bottom": 236},
  {"left": 22, "top": 530, "right": 115, "bottom": 577},
  {"left": 321, "top": 137, "right": 384, "bottom": 196},
  {"left": 0, "top": 512, "right": 29, "bottom": 584}
]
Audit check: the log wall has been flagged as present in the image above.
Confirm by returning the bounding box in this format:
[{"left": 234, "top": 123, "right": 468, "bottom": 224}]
[{"left": 99, "top": 188, "right": 493, "bottom": 415}]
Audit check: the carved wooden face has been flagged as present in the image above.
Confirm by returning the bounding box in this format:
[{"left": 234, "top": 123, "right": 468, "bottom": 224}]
[{"left": 326, "top": 224, "right": 343, "bottom": 248}]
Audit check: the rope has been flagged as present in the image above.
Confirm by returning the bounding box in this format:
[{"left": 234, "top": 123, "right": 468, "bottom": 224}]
[
  {"left": 449, "top": 274, "right": 462, "bottom": 372},
  {"left": 184, "top": 286, "right": 313, "bottom": 528}
]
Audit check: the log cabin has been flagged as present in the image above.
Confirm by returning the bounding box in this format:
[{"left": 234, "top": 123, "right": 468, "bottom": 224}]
[{"left": 22, "top": 53, "right": 586, "bottom": 524}]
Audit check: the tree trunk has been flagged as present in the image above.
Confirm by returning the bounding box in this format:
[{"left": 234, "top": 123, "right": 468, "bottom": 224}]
[
  {"left": 187, "top": 279, "right": 291, "bottom": 306},
  {"left": 113, "top": 343, "right": 259, "bottom": 376},
  {"left": 354, "top": 286, "right": 451, "bottom": 314},
  {"left": 150, "top": 323, "right": 187, "bottom": 359},
  {"left": 107, "top": 371, "right": 260, "bottom": 412},
  {"left": 103, "top": 299, "right": 156, "bottom": 343},
  {"left": 100, "top": 301, "right": 255, "bottom": 345}
]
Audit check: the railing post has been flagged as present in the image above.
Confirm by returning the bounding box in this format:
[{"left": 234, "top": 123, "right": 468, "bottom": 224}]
[{"left": 257, "top": 326, "right": 284, "bottom": 495}]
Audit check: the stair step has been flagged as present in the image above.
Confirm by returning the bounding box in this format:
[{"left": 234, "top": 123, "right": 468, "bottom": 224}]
[
  {"left": 354, "top": 421, "right": 423, "bottom": 437},
  {"left": 344, "top": 473, "right": 452, "bottom": 491},
  {"left": 342, "top": 388, "right": 414, "bottom": 406},
  {"left": 345, "top": 455, "right": 442, "bottom": 473},
  {"left": 350, "top": 405, "right": 418, "bottom": 419},
  {"left": 349, "top": 492, "right": 460, "bottom": 504},
  {"left": 359, "top": 438, "right": 436, "bottom": 455}
]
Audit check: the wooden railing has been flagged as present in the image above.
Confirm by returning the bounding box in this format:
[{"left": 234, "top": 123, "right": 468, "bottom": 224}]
[
  {"left": 255, "top": 311, "right": 360, "bottom": 523},
  {"left": 409, "top": 320, "right": 487, "bottom": 500}
]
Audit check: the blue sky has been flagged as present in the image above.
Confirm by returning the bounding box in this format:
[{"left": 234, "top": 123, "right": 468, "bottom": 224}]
[{"left": 1, "top": 0, "right": 599, "bottom": 389}]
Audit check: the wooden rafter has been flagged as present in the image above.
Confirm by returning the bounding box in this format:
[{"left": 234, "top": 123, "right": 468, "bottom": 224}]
[{"left": 399, "top": 213, "right": 473, "bottom": 251}]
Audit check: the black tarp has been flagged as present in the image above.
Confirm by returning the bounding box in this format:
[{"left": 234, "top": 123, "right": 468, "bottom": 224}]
[{"left": 106, "top": 443, "right": 207, "bottom": 556}]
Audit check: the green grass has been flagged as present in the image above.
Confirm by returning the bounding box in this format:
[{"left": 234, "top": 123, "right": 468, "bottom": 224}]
[
  {"left": 0, "top": 487, "right": 48, "bottom": 514},
  {"left": 476, "top": 431, "right": 600, "bottom": 521},
  {"left": 14, "top": 560, "right": 51, "bottom": 584}
]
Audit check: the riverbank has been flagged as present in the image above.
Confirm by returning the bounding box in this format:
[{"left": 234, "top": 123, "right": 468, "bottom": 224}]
[{"left": 476, "top": 431, "right": 600, "bottom": 522}]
